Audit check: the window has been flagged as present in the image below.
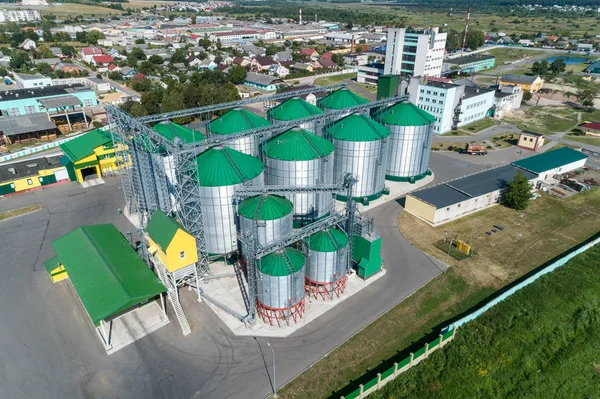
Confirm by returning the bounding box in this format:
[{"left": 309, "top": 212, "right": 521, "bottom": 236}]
[
  {"left": 457, "top": 204, "right": 461, "bottom": 208},
  {"left": 84, "top": 99, "right": 93, "bottom": 107},
  {"left": 179, "top": 251, "right": 186, "bottom": 259},
  {"left": 24, "top": 105, "right": 36, "bottom": 114},
  {"left": 27, "top": 179, "right": 33, "bottom": 185},
  {"left": 7, "top": 108, "right": 20, "bottom": 117}
]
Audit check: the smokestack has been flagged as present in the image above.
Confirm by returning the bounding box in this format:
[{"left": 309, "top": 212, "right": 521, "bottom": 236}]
[
  {"left": 351, "top": 34, "right": 355, "bottom": 53},
  {"left": 299, "top": 8, "right": 302, "bottom": 25}
]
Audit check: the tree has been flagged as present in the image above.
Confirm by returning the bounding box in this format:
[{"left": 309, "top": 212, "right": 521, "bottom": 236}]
[
  {"left": 0, "top": 67, "right": 7, "bottom": 77},
  {"left": 503, "top": 171, "right": 532, "bottom": 211},
  {"left": 331, "top": 53, "right": 345, "bottom": 67},
  {"left": 549, "top": 58, "right": 566, "bottom": 75},
  {"left": 170, "top": 49, "right": 187, "bottom": 65},
  {"left": 148, "top": 54, "right": 163, "bottom": 64},
  {"left": 120, "top": 99, "right": 148, "bottom": 117},
  {"left": 60, "top": 45, "right": 75, "bottom": 58},
  {"left": 75, "top": 31, "right": 87, "bottom": 43},
  {"left": 465, "top": 30, "right": 485, "bottom": 50},
  {"left": 531, "top": 59, "right": 549, "bottom": 75},
  {"left": 445, "top": 30, "right": 461, "bottom": 52},
  {"left": 9, "top": 51, "right": 30, "bottom": 70},
  {"left": 137, "top": 60, "right": 155, "bottom": 75},
  {"left": 522, "top": 91, "right": 532, "bottom": 104},
  {"left": 228, "top": 65, "right": 247, "bottom": 84},
  {"left": 36, "top": 62, "right": 53, "bottom": 75},
  {"left": 108, "top": 71, "right": 122, "bottom": 81},
  {"left": 191, "top": 15, "right": 197, "bottom": 25},
  {"left": 135, "top": 38, "right": 145, "bottom": 45},
  {"left": 86, "top": 31, "right": 105, "bottom": 45},
  {"left": 42, "top": 30, "right": 53, "bottom": 42},
  {"left": 576, "top": 82, "right": 598, "bottom": 112}
]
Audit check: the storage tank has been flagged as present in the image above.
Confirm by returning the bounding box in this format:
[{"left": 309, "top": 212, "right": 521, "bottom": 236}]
[
  {"left": 207, "top": 108, "right": 271, "bottom": 156},
  {"left": 325, "top": 113, "right": 390, "bottom": 202},
  {"left": 238, "top": 194, "right": 294, "bottom": 256},
  {"left": 256, "top": 247, "right": 306, "bottom": 326},
  {"left": 319, "top": 88, "right": 368, "bottom": 118},
  {"left": 264, "top": 128, "right": 334, "bottom": 226},
  {"left": 381, "top": 102, "right": 435, "bottom": 182},
  {"left": 196, "top": 146, "right": 264, "bottom": 254},
  {"left": 268, "top": 97, "right": 324, "bottom": 135},
  {"left": 306, "top": 227, "right": 349, "bottom": 300}
]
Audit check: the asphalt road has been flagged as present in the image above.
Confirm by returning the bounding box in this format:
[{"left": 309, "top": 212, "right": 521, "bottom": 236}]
[{"left": 0, "top": 150, "right": 502, "bottom": 399}]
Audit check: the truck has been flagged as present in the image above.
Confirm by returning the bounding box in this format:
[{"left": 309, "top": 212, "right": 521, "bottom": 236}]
[{"left": 464, "top": 142, "right": 488, "bottom": 155}]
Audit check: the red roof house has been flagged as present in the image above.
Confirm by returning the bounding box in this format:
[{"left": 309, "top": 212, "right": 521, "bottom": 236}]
[{"left": 92, "top": 55, "right": 114, "bottom": 66}]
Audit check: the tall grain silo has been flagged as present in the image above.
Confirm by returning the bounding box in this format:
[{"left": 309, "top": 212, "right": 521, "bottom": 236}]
[
  {"left": 381, "top": 102, "right": 435, "bottom": 182},
  {"left": 305, "top": 227, "right": 349, "bottom": 300},
  {"left": 237, "top": 194, "right": 294, "bottom": 257},
  {"left": 268, "top": 97, "right": 324, "bottom": 135},
  {"left": 263, "top": 128, "right": 334, "bottom": 226},
  {"left": 207, "top": 108, "right": 271, "bottom": 156},
  {"left": 256, "top": 247, "right": 306, "bottom": 326},
  {"left": 319, "top": 88, "right": 368, "bottom": 117},
  {"left": 325, "top": 113, "right": 390, "bottom": 203},
  {"left": 196, "top": 146, "right": 264, "bottom": 255}
]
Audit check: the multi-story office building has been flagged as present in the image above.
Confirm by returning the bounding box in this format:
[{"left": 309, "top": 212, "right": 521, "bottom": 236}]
[{"left": 384, "top": 27, "right": 447, "bottom": 77}]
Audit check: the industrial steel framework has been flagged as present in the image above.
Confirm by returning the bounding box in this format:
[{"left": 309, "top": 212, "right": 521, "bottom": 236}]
[{"left": 106, "top": 86, "right": 408, "bottom": 324}]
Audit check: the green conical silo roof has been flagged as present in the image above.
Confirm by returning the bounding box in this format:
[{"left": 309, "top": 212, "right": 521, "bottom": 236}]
[
  {"left": 208, "top": 108, "right": 271, "bottom": 135},
  {"left": 308, "top": 227, "right": 349, "bottom": 252},
  {"left": 152, "top": 121, "right": 205, "bottom": 144},
  {"left": 268, "top": 97, "right": 324, "bottom": 121},
  {"left": 319, "top": 88, "right": 368, "bottom": 110},
  {"left": 258, "top": 247, "right": 305, "bottom": 276},
  {"left": 264, "top": 128, "right": 334, "bottom": 161},
  {"left": 195, "top": 146, "right": 263, "bottom": 187},
  {"left": 325, "top": 113, "right": 390, "bottom": 142},
  {"left": 238, "top": 194, "right": 293, "bottom": 221},
  {"left": 381, "top": 102, "right": 435, "bottom": 126}
]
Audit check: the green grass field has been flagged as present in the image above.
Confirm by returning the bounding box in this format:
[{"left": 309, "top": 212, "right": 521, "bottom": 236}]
[
  {"left": 278, "top": 189, "right": 600, "bottom": 399},
  {"left": 483, "top": 47, "right": 546, "bottom": 67},
  {"left": 504, "top": 106, "right": 582, "bottom": 135},
  {"left": 565, "top": 135, "right": 600, "bottom": 147},
  {"left": 313, "top": 72, "right": 357, "bottom": 86},
  {"left": 39, "top": 3, "right": 122, "bottom": 15},
  {"left": 0, "top": 205, "right": 41, "bottom": 221},
  {"left": 459, "top": 118, "right": 497, "bottom": 134},
  {"left": 371, "top": 241, "right": 600, "bottom": 399}
]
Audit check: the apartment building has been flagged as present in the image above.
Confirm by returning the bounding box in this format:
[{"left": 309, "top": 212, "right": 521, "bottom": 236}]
[
  {"left": 384, "top": 28, "right": 447, "bottom": 77},
  {"left": 0, "top": 9, "right": 41, "bottom": 23}
]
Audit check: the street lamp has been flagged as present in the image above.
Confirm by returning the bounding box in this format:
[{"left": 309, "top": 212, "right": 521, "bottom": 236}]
[
  {"left": 267, "top": 341, "right": 277, "bottom": 398},
  {"left": 444, "top": 231, "right": 452, "bottom": 267}
]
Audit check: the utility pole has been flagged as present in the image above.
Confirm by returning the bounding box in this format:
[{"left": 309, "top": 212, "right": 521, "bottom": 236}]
[
  {"left": 444, "top": 231, "right": 452, "bottom": 267},
  {"left": 267, "top": 342, "right": 277, "bottom": 397}
]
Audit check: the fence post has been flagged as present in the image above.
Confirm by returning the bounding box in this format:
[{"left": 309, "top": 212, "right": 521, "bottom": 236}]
[
  {"left": 409, "top": 352, "right": 414, "bottom": 366},
  {"left": 425, "top": 342, "right": 430, "bottom": 358},
  {"left": 393, "top": 362, "right": 399, "bottom": 377},
  {"left": 439, "top": 334, "right": 444, "bottom": 348},
  {"left": 359, "top": 384, "right": 364, "bottom": 399},
  {"left": 377, "top": 373, "right": 382, "bottom": 389}
]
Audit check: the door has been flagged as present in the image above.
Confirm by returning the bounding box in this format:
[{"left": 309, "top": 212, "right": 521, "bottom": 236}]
[{"left": 54, "top": 168, "right": 70, "bottom": 182}]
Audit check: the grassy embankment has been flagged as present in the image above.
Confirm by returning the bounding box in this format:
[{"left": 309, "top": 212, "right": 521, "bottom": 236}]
[{"left": 0, "top": 205, "right": 42, "bottom": 221}]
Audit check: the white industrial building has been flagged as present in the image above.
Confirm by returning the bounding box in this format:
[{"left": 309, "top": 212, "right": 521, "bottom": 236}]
[
  {"left": 13, "top": 73, "right": 52, "bottom": 89},
  {"left": 0, "top": 9, "right": 41, "bottom": 22},
  {"left": 323, "top": 32, "right": 362, "bottom": 44},
  {"left": 357, "top": 63, "right": 385, "bottom": 85},
  {"left": 384, "top": 28, "right": 447, "bottom": 78},
  {"left": 493, "top": 85, "right": 523, "bottom": 118}
]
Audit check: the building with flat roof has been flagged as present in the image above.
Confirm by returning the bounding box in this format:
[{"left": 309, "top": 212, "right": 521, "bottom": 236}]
[
  {"left": 13, "top": 73, "right": 51, "bottom": 89},
  {"left": 511, "top": 147, "right": 588, "bottom": 180},
  {"left": 442, "top": 54, "right": 496, "bottom": 73},
  {"left": 357, "top": 63, "right": 385, "bottom": 85},
  {"left": 384, "top": 28, "right": 447, "bottom": 78}
]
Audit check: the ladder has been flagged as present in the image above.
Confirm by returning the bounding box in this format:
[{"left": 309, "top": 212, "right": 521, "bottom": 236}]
[
  {"left": 152, "top": 256, "right": 192, "bottom": 336},
  {"left": 233, "top": 260, "right": 252, "bottom": 316}
]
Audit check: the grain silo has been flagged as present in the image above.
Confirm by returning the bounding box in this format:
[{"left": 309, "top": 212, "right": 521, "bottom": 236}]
[
  {"left": 268, "top": 97, "right": 324, "bottom": 135},
  {"left": 196, "top": 146, "right": 264, "bottom": 255},
  {"left": 263, "top": 128, "right": 334, "bottom": 226},
  {"left": 237, "top": 194, "right": 294, "bottom": 257},
  {"left": 319, "top": 88, "right": 368, "bottom": 117},
  {"left": 207, "top": 108, "right": 271, "bottom": 156},
  {"left": 256, "top": 247, "right": 306, "bottom": 326},
  {"left": 325, "top": 113, "right": 390, "bottom": 202},
  {"left": 305, "top": 227, "right": 349, "bottom": 300},
  {"left": 381, "top": 102, "right": 435, "bottom": 182}
]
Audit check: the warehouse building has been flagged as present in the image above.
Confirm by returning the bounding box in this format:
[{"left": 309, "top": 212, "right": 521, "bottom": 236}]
[
  {"left": 59, "top": 128, "right": 117, "bottom": 183},
  {"left": 512, "top": 147, "right": 588, "bottom": 180},
  {"left": 442, "top": 54, "right": 496, "bottom": 73},
  {"left": 0, "top": 154, "right": 68, "bottom": 196}
]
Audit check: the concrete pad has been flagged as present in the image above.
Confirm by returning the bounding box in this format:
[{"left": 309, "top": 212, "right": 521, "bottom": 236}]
[
  {"left": 81, "top": 178, "right": 105, "bottom": 188},
  {"left": 100, "top": 301, "right": 169, "bottom": 355},
  {"left": 201, "top": 262, "right": 386, "bottom": 337}
]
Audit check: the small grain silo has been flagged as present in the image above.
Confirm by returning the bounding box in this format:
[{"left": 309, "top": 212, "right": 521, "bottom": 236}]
[
  {"left": 196, "top": 146, "right": 264, "bottom": 255},
  {"left": 325, "top": 113, "right": 390, "bottom": 202},
  {"left": 256, "top": 247, "right": 306, "bottom": 326},
  {"left": 237, "top": 194, "right": 294, "bottom": 257},
  {"left": 263, "top": 128, "right": 334, "bottom": 226},
  {"left": 305, "top": 227, "right": 349, "bottom": 300},
  {"left": 207, "top": 108, "right": 271, "bottom": 156},
  {"left": 268, "top": 97, "right": 324, "bottom": 135},
  {"left": 381, "top": 102, "right": 435, "bottom": 182},
  {"left": 319, "top": 88, "right": 368, "bottom": 117}
]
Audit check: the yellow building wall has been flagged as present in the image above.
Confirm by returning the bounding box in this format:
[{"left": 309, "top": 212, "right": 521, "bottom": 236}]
[
  {"left": 147, "top": 236, "right": 170, "bottom": 270},
  {"left": 165, "top": 229, "right": 199, "bottom": 272},
  {"left": 39, "top": 167, "right": 66, "bottom": 177},
  {"left": 12, "top": 175, "right": 42, "bottom": 191},
  {"left": 405, "top": 195, "right": 437, "bottom": 223},
  {"left": 74, "top": 153, "right": 97, "bottom": 166},
  {"left": 502, "top": 80, "right": 544, "bottom": 93},
  {"left": 49, "top": 265, "right": 69, "bottom": 283}
]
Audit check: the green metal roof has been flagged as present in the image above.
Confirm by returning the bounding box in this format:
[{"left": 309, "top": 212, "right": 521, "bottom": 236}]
[
  {"left": 268, "top": 97, "right": 324, "bottom": 121},
  {"left": 512, "top": 147, "right": 588, "bottom": 174},
  {"left": 44, "top": 255, "right": 60, "bottom": 274},
  {"left": 146, "top": 210, "right": 186, "bottom": 251},
  {"left": 60, "top": 129, "right": 112, "bottom": 162},
  {"left": 50, "top": 224, "right": 166, "bottom": 326},
  {"left": 265, "top": 128, "right": 334, "bottom": 161},
  {"left": 381, "top": 102, "right": 435, "bottom": 126},
  {"left": 319, "top": 88, "right": 368, "bottom": 109},
  {"left": 238, "top": 194, "right": 293, "bottom": 221},
  {"left": 208, "top": 108, "right": 271, "bottom": 135},
  {"left": 308, "top": 227, "right": 349, "bottom": 252},
  {"left": 258, "top": 247, "right": 305, "bottom": 276},
  {"left": 152, "top": 122, "right": 205, "bottom": 144},
  {"left": 196, "top": 146, "right": 264, "bottom": 186},
  {"left": 326, "top": 113, "right": 390, "bottom": 142}
]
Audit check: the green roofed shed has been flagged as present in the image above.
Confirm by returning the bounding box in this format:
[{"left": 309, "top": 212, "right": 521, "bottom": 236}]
[
  {"left": 146, "top": 210, "right": 184, "bottom": 251},
  {"left": 258, "top": 247, "right": 305, "bottom": 277},
  {"left": 308, "top": 228, "right": 349, "bottom": 252},
  {"left": 60, "top": 129, "right": 112, "bottom": 162},
  {"left": 268, "top": 98, "right": 324, "bottom": 121},
  {"left": 325, "top": 113, "right": 390, "bottom": 142},
  {"left": 196, "top": 146, "right": 264, "bottom": 186},
  {"left": 238, "top": 194, "right": 294, "bottom": 221},
  {"left": 208, "top": 108, "right": 271, "bottom": 135},
  {"left": 319, "top": 88, "right": 368, "bottom": 110},
  {"left": 50, "top": 224, "right": 166, "bottom": 326},
  {"left": 381, "top": 102, "right": 435, "bottom": 126},
  {"left": 265, "top": 128, "right": 333, "bottom": 161},
  {"left": 43, "top": 255, "right": 60, "bottom": 274},
  {"left": 152, "top": 122, "right": 205, "bottom": 144},
  {"left": 512, "top": 147, "right": 588, "bottom": 174}
]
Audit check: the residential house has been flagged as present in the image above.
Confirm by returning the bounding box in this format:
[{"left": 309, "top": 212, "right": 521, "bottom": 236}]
[
  {"left": 273, "top": 51, "right": 293, "bottom": 62},
  {"left": 500, "top": 74, "right": 544, "bottom": 93},
  {"left": 240, "top": 44, "right": 265, "bottom": 57},
  {"left": 92, "top": 55, "right": 114, "bottom": 72},
  {"left": 232, "top": 57, "right": 251, "bottom": 67},
  {"left": 34, "top": 58, "right": 61, "bottom": 67},
  {"left": 577, "top": 43, "right": 594, "bottom": 52},
  {"left": 19, "top": 38, "right": 36, "bottom": 50},
  {"left": 55, "top": 63, "right": 81, "bottom": 74},
  {"left": 518, "top": 39, "right": 534, "bottom": 47},
  {"left": 301, "top": 48, "right": 319, "bottom": 60},
  {"left": 107, "top": 64, "right": 120, "bottom": 73},
  {"left": 293, "top": 62, "right": 313, "bottom": 72},
  {"left": 188, "top": 46, "right": 205, "bottom": 56},
  {"left": 215, "top": 64, "right": 229, "bottom": 73},
  {"left": 269, "top": 64, "right": 290, "bottom": 78},
  {"left": 198, "top": 59, "right": 217, "bottom": 71},
  {"left": 86, "top": 77, "right": 111, "bottom": 93},
  {"left": 120, "top": 66, "right": 136, "bottom": 79},
  {"left": 313, "top": 58, "right": 338, "bottom": 69},
  {"left": 244, "top": 71, "right": 282, "bottom": 91},
  {"left": 80, "top": 47, "right": 103, "bottom": 63},
  {"left": 497, "top": 36, "right": 514, "bottom": 45},
  {"left": 252, "top": 56, "right": 274, "bottom": 71},
  {"left": 188, "top": 56, "right": 202, "bottom": 67},
  {"left": 50, "top": 47, "right": 63, "bottom": 58}
]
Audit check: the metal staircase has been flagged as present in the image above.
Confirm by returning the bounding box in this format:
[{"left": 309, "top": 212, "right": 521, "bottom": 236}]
[{"left": 151, "top": 256, "right": 192, "bottom": 336}]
